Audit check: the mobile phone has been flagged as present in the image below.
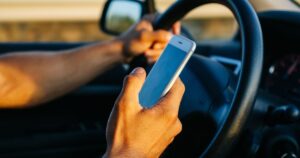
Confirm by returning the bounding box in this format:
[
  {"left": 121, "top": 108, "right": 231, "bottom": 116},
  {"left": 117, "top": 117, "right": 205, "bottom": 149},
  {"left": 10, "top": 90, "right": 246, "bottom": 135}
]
[{"left": 139, "top": 35, "right": 196, "bottom": 108}]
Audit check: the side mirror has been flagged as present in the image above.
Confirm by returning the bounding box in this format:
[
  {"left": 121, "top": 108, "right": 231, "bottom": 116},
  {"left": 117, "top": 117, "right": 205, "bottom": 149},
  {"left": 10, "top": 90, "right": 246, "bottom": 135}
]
[{"left": 100, "top": 0, "right": 144, "bottom": 35}]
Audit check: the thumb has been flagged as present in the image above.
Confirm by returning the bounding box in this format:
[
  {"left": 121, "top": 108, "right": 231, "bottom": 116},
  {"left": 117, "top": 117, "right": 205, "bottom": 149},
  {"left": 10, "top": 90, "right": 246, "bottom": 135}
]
[
  {"left": 121, "top": 67, "right": 146, "bottom": 102},
  {"left": 152, "top": 79, "right": 185, "bottom": 115}
]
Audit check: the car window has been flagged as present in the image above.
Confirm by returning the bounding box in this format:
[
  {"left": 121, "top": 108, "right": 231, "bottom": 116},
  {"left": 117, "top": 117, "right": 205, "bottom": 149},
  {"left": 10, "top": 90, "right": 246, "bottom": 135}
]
[
  {"left": 155, "top": 0, "right": 238, "bottom": 42},
  {"left": 0, "top": 0, "right": 112, "bottom": 42},
  {"left": 0, "top": 0, "right": 238, "bottom": 43}
]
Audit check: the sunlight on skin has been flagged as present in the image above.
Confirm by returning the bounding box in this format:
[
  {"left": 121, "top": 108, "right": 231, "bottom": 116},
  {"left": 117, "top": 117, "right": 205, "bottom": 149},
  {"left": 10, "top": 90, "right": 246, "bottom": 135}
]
[
  {"left": 0, "top": 15, "right": 178, "bottom": 109},
  {"left": 0, "top": 64, "right": 39, "bottom": 108}
]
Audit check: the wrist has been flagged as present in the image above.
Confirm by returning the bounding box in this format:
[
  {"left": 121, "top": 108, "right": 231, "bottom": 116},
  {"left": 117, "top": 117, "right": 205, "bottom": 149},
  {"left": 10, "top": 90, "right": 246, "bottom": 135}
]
[
  {"left": 106, "top": 39, "right": 125, "bottom": 63},
  {"left": 113, "top": 37, "right": 136, "bottom": 63},
  {"left": 110, "top": 37, "right": 135, "bottom": 64}
]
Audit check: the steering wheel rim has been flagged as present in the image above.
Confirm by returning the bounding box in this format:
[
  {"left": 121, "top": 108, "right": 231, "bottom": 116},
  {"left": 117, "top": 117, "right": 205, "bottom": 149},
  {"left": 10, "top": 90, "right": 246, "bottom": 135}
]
[{"left": 153, "top": 0, "right": 263, "bottom": 157}]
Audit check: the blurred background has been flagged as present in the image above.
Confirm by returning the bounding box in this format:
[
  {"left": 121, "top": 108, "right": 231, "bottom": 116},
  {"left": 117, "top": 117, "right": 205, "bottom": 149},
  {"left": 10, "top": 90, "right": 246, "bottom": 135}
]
[{"left": 0, "top": 0, "right": 237, "bottom": 42}]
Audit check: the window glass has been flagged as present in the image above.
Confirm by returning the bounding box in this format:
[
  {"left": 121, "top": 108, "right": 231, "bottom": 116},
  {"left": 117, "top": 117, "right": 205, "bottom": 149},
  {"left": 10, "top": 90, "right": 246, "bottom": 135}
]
[
  {"left": 0, "top": 0, "right": 239, "bottom": 42},
  {"left": 0, "top": 0, "right": 112, "bottom": 42}
]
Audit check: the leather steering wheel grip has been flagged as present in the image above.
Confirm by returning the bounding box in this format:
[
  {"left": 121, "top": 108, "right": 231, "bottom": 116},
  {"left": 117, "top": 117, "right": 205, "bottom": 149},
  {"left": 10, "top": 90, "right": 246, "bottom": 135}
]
[{"left": 153, "top": 0, "right": 263, "bottom": 157}]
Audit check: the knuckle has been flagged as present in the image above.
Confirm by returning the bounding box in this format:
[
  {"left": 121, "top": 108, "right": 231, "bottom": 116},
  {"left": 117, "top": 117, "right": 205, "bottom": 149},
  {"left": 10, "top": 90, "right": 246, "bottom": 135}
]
[
  {"left": 124, "top": 75, "right": 137, "bottom": 85},
  {"left": 157, "top": 30, "right": 167, "bottom": 35},
  {"left": 138, "top": 31, "right": 144, "bottom": 41},
  {"left": 115, "top": 99, "right": 126, "bottom": 113},
  {"left": 118, "top": 97, "right": 135, "bottom": 112},
  {"left": 140, "top": 20, "right": 151, "bottom": 27},
  {"left": 155, "top": 30, "right": 164, "bottom": 38},
  {"left": 139, "top": 30, "right": 148, "bottom": 41},
  {"left": 117, "top": 94, "right": 127, "bottom": 106},
  {"left": 174, "top": 119, "right": 183, "bottom": 134},
  {"left": 178, "top": 81, "right": 185, "bottom": 92},
  {"left": 158, "top": 30, "right": 169, "bottom": 37},
  {"left": 164, "top": 110, "right": 178, "bottom": 122},
  {"left": 119, "top": 96, "right": 130, "bottom": 106}
]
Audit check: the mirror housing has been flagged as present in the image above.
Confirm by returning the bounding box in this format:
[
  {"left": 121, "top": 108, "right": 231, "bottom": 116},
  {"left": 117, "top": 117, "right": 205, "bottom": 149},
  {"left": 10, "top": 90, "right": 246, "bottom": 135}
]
[{"left": 100, "top": 0, "right": 144, "bottom": 35}]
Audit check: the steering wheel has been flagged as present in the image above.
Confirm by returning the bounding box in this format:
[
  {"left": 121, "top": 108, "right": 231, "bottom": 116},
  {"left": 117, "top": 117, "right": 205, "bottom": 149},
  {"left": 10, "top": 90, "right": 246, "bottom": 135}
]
[{"left": 150, "top": 0, "right": 263, "bottom": 158}]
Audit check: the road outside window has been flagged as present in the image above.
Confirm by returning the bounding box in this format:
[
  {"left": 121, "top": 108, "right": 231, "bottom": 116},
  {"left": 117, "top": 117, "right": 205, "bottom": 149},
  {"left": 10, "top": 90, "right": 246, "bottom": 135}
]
[{"left": 0, "top": 0, "right": 238, "bottom": 42}]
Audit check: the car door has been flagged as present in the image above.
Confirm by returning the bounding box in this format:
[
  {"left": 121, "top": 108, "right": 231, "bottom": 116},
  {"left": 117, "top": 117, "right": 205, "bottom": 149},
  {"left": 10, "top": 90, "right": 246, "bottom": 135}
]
[{"left": 0, "top": 1, "right": 124, "bottom": 157}]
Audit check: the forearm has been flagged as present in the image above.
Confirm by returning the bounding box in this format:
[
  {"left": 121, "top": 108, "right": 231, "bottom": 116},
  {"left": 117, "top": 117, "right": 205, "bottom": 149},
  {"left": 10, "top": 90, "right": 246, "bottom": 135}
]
[
  {"left": 0, "top": 39, "right": 123, "bottom": 108},
  {"left": 102, "top": 150, "right": 146, "bottom": 158}
]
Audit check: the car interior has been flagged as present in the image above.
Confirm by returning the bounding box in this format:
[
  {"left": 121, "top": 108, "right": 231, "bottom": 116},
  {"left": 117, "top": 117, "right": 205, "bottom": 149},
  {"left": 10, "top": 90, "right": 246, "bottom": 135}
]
[{"left": 0, "top": 0, "right": 299, "bottom": 158}]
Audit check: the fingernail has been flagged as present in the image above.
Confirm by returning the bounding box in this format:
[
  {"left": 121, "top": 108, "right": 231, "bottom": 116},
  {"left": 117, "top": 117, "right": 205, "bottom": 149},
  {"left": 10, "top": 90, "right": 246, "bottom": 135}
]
[{"left": 131, "top": 67, "right": 145, "bottom": 74}]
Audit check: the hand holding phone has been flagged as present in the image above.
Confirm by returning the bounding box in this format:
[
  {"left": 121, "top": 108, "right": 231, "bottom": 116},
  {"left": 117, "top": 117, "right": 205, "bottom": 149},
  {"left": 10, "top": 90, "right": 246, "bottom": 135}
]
[{"left": 139, "top": 35, "right": 196, "bottom": 108}]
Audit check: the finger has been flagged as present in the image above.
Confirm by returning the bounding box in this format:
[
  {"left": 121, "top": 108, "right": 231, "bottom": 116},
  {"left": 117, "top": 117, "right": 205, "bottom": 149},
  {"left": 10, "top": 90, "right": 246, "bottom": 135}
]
[
  {"left": 136, "top": 20, "right": 153, "bottom": 31},
  {"left": 166, "top": 119, "right": 182, "bottom": 138},
  {"left": 154, "top": 78, "right": 185, "bottom": 114},
  {"left": 147, "top": 57, "right": 159, "bottom": 64},
  {"left": 145, "top": 49, "right": 162, "bottom": 58},
  {"left": 145, "top": 49, "right": 161, "bottom": 63},
  {"left": 145, "top": 53, "right": 160, "bottom": 63},
  {"left": 172, "top": 21, "right": 181, "bottom": 35},
  {"left": 153, "top": 42, "right": 167, "bottom": 49},
  {"left": 173, "top": 119, "right": 183, "bottom": 135},
  {"left": 140, "top": 30, "right": 172, "bottom": 43},
  {"left": 120, "top": 67, "right": 146, "bottom": 104}
]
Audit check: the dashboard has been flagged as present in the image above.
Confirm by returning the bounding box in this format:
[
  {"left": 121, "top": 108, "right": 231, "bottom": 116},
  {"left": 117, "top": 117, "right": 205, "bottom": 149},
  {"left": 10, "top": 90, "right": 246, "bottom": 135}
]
[
  {"left": 264, "top": 53, "right": 300, "bottom": 104},
  {"left": 176, "top": 10, "right": 300, "bottom": 158},
  {"left": 253, "top": 11, "right": 300, "bottom": 107}
]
